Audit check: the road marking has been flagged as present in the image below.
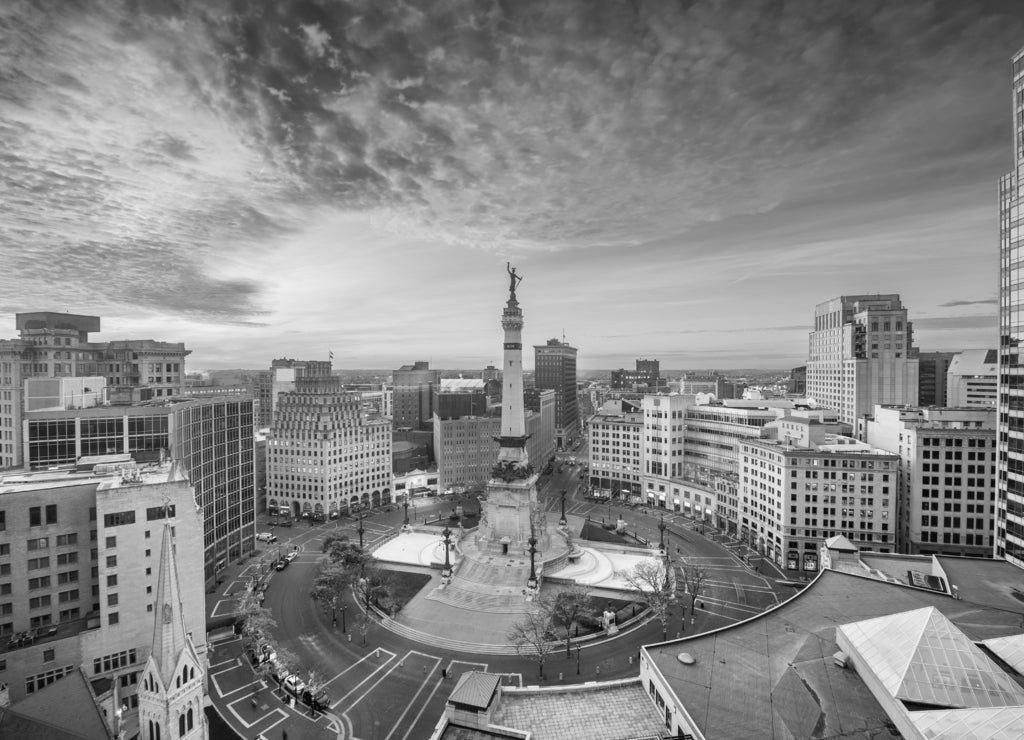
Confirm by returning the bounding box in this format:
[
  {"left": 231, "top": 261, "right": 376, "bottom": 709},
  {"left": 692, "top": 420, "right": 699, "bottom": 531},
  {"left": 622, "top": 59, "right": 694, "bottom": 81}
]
[
  {"left": 385, "top": 652, "right": 441, "bottom": 740},
  {"left": 327, "top": 648, "right": 398, "bottom": 706}
]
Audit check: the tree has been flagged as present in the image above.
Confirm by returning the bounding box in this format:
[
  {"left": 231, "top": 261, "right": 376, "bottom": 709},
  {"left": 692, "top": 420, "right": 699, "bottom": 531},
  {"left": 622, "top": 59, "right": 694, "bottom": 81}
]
[
  {"left": 678, "top": 562, "right": 709, "bottom": 614},
  {"left": 302, "top": 667, "right": 327, "bottom": 716},
  {"left": 321, "top": 533, "right": 350, "bottom": 554},
  {"left": 550, "top": 585, "right": 594, "bottom": 657},
  {"left": 507, "top": 600, "right": 558, "bottom": 679},
  {"left": 310, "top": 560, "right": 350, "bottom": 621},
  {"left": 355, "top": 612, "right": 372, "bottom": 646},
  {"left": 357, "top": 558, "right": 393, "bottom": 613},
  {"left": 619, "top": 560, "right": 674, "bottom": 641},
  {"left": 238, "top": 589, "right": 277, "bottom": 658}
]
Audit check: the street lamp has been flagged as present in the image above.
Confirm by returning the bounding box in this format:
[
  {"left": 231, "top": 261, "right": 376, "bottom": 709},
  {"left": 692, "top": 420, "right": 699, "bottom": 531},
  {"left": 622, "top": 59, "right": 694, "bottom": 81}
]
[
  {"left": 403, "top": 495, "right": 410, "bottom": 526},
  {"left": 575, "top": 643, "right": 581, "bottom": 675},
  {"left": 340, "top": 602, "right": 347, "bottom": 633},
  {"left": 658, "top": 512, "right": 666, "bottom": 552},
  {"left": 559, "top": 489, "right": 567, "bottom": 526},
  {"left": 527, "top": 533, "right": 538, "bottom": 588},
  {"left": 442, "top": 525, "right": 452, "bottom": 576}
]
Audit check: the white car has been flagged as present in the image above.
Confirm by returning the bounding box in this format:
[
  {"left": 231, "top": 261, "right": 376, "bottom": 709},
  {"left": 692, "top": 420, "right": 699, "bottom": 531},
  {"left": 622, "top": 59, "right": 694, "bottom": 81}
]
[
  {"left": 256, "top": 532, "right": 277, "bottom": 543},
  {"left": 285, "top": 550, "right": 298, "bottom": 562},
  {"left": 283, "top": 674, "right": 306, "bottom": 697}
]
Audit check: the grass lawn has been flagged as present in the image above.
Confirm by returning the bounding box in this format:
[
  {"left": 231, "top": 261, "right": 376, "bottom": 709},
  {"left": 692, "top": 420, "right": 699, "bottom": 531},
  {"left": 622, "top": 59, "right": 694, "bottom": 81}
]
[
  {"left": 385, "top": 570, "right": 433, "bottom": 612},
  {"left": 579, "top": 520, "right": 647, "bottom": 547}
]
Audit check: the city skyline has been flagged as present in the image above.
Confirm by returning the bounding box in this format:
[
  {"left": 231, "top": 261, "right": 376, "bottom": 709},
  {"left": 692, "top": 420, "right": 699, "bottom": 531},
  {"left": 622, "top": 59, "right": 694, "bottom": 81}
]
[{"left": 2, "top": 2, "right": 1022, "bottom": 370}]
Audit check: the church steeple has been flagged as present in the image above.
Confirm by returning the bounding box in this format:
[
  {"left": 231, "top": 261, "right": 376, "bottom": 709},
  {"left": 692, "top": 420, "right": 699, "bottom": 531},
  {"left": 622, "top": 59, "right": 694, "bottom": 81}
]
[
  {"left": 151, "top": 521, "right": 188, "bottom": 686},
  {"left": 138, "top": 520, "right": 207, "bottom": 740}
]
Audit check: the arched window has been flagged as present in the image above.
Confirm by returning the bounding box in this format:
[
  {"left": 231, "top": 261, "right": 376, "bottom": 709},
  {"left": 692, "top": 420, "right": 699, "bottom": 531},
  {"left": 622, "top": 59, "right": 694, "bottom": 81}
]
[
  {"left": 148, "top": 720, "right": 154, "bottom": 740},
  {"left": 156, "top": 722, "right": 162, "bottom": 740},
  {"left": 181, "top": 666, "right": 188, "bottom": 685},
  {"left": 189, "top": 667, "right": 194, "bottom": 681},
  {"left": 178, "top": 713, "right": 186, "bottom": 736},
  {"left": 186, "top": 707, "right": 193, "bottom": 730}
]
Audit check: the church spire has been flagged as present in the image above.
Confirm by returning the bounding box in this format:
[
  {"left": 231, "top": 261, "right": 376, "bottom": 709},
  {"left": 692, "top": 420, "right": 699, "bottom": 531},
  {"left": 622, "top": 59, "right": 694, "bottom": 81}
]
[{"left": 151, "top": 521, "right": 188, "bottom": 686}]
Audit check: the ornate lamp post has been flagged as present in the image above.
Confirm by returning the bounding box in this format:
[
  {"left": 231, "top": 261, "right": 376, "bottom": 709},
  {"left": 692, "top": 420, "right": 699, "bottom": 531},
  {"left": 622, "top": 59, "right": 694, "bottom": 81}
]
[
  {"left": 403, "top": 495, "right": 410, "bottom": 527},
  {"left": 442, "top": 525, "right": 452, "bottom": 576},
  {"left": 527, "top": 533, "right": 538, "bottom": 589},
  {"left": 658, "top": 512, "right": 666, "bottom": 552},
  {"left": 340, "top": 602, "right": 347, "bottom": 633},
  {"left": 559, "top": 489, "right": 567, "bottom": 526},
  {"left": 575, "top": 643, "right": 581, "bottom": 675},
  {"left": 357, "top": 513, "right": 366, "bottom": 576}
]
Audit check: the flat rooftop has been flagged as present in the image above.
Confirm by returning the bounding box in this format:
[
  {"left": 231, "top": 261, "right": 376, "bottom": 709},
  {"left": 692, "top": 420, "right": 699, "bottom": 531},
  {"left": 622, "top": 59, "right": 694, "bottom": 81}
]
[
  {"left": 0, "top": 459, "right": 182, "bottom": 494},
  {"left": 936, "top": 556, "right": 1024, "bottom": 613},
  {"left": 645, "top": 569, "right": 1024, "bottom": 740}
]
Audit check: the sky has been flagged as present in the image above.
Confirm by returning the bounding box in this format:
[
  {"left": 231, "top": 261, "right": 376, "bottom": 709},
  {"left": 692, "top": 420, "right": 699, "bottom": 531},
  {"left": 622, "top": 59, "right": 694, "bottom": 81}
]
[{"left": 1, "top": 0, "right": 1021, "bottom": 372}]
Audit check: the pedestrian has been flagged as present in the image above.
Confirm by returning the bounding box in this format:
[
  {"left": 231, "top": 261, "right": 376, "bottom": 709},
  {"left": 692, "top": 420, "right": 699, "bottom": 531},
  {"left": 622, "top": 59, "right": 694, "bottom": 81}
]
[{"left": 442, "top": 667, "right": 447, "bottom": 679}]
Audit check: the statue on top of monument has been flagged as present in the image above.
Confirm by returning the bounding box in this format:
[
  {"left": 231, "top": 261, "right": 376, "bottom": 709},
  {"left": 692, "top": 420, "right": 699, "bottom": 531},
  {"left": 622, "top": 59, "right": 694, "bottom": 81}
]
[{"left": 507, "top": 262, "right": 523, "bottom": 299}]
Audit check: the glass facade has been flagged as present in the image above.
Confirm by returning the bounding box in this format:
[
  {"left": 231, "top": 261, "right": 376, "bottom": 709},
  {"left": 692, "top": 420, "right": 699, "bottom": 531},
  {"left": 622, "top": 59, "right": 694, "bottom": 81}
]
[{"left": 997, "top": 48, "right": 1024, "bottom": 568}]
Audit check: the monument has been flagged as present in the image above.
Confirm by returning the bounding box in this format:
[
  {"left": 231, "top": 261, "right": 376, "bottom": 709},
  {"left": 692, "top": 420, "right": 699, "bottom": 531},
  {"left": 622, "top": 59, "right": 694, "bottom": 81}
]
[{"left": 476, "top": 263, "right": 551, "bottom": 558}]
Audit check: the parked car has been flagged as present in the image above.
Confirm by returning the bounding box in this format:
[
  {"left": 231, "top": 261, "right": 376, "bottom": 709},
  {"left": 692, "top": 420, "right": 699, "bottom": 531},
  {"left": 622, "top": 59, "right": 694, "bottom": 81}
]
[
  {"left": 285, "top": 550, "right": 298, "bottom": 562},
  {"left": 256, "top": 532, "right": 277, "bottom": 543},
  {"left": 283, "top": 674, "right": 306, "bottom": 697},
  {"left": 303, "top": 688, "right": 332, "bottom": 712},
  {"left": 275, "top": 559, "right": 288, "bottom": 571},
  {"left": 277, "top": 518, "right": 293, "bottom": 527}
]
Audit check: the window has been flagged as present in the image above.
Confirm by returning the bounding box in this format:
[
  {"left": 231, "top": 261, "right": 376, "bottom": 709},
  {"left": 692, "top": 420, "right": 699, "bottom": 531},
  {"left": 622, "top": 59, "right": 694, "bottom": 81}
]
[
  {"left": 43, "top": 649, "right": 54, "bottom": 662},
  {"left": 55, "top": 533, "right": 77, "bottom": 547},
  {"left": 108, "top": 613, "right": 119, "bottom": 625},
  {"left": 46, "top": 504, "right": 57, "bottom": 525},
  {"left": 107, "top": 574, "right": 117, "bottom": 587},
  {"left": 29, "top": 507, "right": 40, "bottom": 527},
  {"left": 103, "top": 511, "right": 135, "bottom": 528},
  {"left": 27, "top": 557, "right": 49, "bottom": 570},
  {"left": 105, "top": 536, "right": 116, "bottom": 549},
  {"left": 107, "top": 593, "right": 118, "bottom": 607},
  {"left": 106, "top": 555, "right": 117, "bottom": 568},
  {"left": 0, "top": 511, "right": 5, "bottom": 531},
  {"left": 56, "top": 552, "right": 77, "bottom": 566},
  {"left": 28, "top": 576, "right": 50, "bottom": 590},
  {"left": 27, "top": 537, "right": 48, "bottom": 551}
]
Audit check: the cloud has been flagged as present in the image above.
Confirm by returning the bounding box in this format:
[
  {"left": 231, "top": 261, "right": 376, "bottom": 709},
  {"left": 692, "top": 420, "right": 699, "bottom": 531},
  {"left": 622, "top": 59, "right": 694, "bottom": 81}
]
[
  {"left": 912, "top": 315, "right": 997, "bottom": 330},
  {"left": 938, "top": 298, "right": 998, "bottom": 307}
]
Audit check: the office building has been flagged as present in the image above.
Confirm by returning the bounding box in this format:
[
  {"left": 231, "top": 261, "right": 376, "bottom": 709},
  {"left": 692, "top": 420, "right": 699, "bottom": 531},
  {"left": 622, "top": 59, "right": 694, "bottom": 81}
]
[
  {"left": 806, "top": 295, "right": 920, "bottom": 426},
  {"left": 611, "top": 359, "right": 666, "bottom": 392},
  {"left": 787, "top": 366, "right": 806, "bottom": 395},
  {"left": 588, "top": 401, "right": 643, "bottom": 499},
  {"left": 863, "top": 405, "right": 996, "bottom": 557},
  {"left": 257, "top": 358, "right": 333, "bottom": 429},
  {"left": 534, "top": 339, "right": 578, "bottom": 448},
  {"left": 739, "top": 419, "right": 898, "bottom": 573},
  {"left": 266, "top": 373, "right": 391, "bottom": 520},
  {"left": 640, "top": 394, "right": 689, "bottom": 505},
  {"left": 0, "top": 460, "right": 206, "bottom": 712},
  {"left": 946, "top": 349, "right": 998, "bottom": 408},
  {"left": 392, "top": 361, "right": 440, "bottom": 431},
  {"left": 523, "top": 388, "right": 556, "bottom": 467},
  {"left": 434, "top": 408, "right": 552, "bottom": 493},
  {"left": 997, "top": 45, "right": 1024, "bottom": 568},
  {"left": 23, "top": 390, "right": 256, "bottom": 585},
  {"left": 0, "top": 312, "right": 190, "bottom": 470},
  {"left": 917, "top": 351, "right": 955, "bottom": 406}
]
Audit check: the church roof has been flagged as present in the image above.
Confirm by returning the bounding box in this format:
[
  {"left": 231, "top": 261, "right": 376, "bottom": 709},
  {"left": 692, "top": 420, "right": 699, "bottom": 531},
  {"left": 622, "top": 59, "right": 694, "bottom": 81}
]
[
  {"left": 151, "top": 521, "right": 189, "bottom": 686},
  {"left": 0, "top": 668, "right": 110, "bottom": 739}
]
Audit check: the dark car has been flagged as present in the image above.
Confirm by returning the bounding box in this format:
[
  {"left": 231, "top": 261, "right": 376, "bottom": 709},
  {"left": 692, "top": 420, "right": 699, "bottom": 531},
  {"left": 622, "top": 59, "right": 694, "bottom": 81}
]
[
  {"left": 302, "top": 689, "right": 332, "bottom": 712},
  {"left": 275, "top": 558, "right": 288, "bottom": 571}
]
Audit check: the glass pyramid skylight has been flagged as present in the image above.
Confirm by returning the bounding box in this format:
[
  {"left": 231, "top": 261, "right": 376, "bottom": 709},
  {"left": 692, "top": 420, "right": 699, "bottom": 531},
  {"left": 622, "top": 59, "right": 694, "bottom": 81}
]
[{"left": 839, "top": 607, "right": 1024, "bottom": 709}]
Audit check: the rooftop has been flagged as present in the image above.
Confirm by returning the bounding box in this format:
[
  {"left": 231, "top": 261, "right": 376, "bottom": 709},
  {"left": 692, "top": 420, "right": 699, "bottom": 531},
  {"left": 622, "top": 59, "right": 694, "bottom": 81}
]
[
  {"left": 0, "top": 459, "right": 182, "bottom": 495},
  {"left": 645, "top": 569, "right": 1024, "bottom": 740}
]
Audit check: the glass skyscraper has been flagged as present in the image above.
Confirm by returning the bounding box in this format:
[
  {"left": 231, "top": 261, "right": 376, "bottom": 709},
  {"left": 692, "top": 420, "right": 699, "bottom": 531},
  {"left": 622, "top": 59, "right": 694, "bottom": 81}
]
[{"left": 996, "top": 46, "right": 1024, "bottom": 568}]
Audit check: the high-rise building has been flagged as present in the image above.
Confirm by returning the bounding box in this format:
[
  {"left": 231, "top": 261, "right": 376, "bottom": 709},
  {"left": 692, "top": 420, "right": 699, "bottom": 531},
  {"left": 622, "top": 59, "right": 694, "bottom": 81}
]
[
  {"left": 946, "top": 349, "right": 998, "bottom": 408},
  {"left": 258, "top": 358, "right": 333, "bottom": 428},
  {"left": 997, "top": 45, "right": 1024, "bottom": 568},
  {"left": 0, "top": 312, "right": 190, "bottom": 470},
  {"left": 587, "top": 401, "right": 643, "bottom": 499},
  {"left": 863, "top": 405, "right": 996, "bottom": 557},
  {"left": 917, "top": 351, "right": 956, "bottom": 406},
  {"left": 392, "top": 361, "right": 440, "bottom": 431},
  {"left": 22, "top": 393, "right": 256, "bottom": 585},
  {"left": 787, "top": 366, "right": 807, "bottom": 396},
  {"left": 266, "top": 373, "right": 391, "bottom": 520},
  {"left": 805, "top": 295, "right": 920, "bottom": 426},
  {"left": 0, "top": 460, "right": 206, "bottom": 709},
  {"left": 641, "top": 394, "right": 689, "bottom": 505},
  {"left": 533, "top": 338, "right": 578, "bottom": 448}
]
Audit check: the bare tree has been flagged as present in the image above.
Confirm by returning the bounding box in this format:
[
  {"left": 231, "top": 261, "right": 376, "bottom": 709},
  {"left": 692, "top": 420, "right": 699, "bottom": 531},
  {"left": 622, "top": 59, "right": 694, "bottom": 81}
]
[
  {"left": 550, "top": 585, "right": 594, "bottom": 658},
  {"left": 507, "top": 601, "right": 558, "bottom": 680},
  {"left": 302, "top": 667, "right": 327, "bottom": 716},
  {"left": 355, "top": 612, "right": 372, "bottom": 646},
  {"left": 619, "top": 559, "right": 674, "bottom": 641},
  {"left": 678, "top": 562, "right": 710, "bottom": 614},
  {"left": 310, "top": 560, "right": 350, "bottom": 622}
]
